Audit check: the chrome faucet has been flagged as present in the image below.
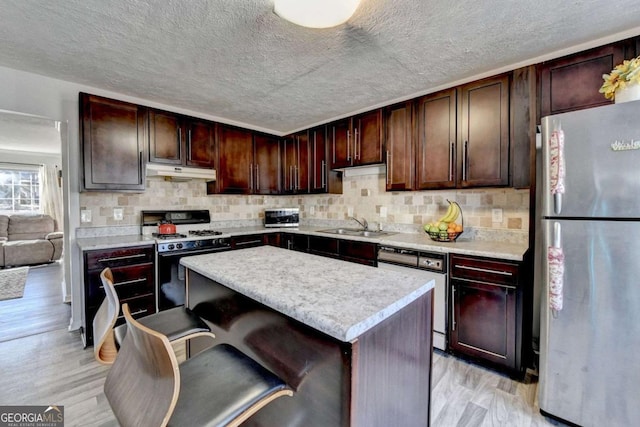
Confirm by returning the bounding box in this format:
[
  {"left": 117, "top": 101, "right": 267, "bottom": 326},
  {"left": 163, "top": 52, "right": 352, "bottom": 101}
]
[{"left": 349, "top": 216, "right": 368, "bottom": 231}]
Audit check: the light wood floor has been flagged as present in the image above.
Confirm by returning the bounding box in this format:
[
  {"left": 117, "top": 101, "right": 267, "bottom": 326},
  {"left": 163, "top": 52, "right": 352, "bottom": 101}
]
[{"left": 0, "top": 263, "right": 565, "bottom": 426}]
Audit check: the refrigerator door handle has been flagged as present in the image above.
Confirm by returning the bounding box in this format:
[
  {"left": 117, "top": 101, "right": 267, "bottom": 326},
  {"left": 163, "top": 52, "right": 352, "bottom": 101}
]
[
  {"left": 549, "top": 122, "right": 566, "bottom": 215},
  {"left": 548, "top": 222, "right": 564, "bottom": 316}
]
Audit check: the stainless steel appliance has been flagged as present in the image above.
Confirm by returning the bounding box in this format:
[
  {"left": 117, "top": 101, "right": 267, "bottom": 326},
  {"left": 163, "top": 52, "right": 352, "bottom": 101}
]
[
  {"left": 141, "top": 210, "right": 231, "bottom": 311},
  {"left": 378, "top": 246, "right": 447, "bottom": 350},
  {"left": 264, "top": 208, "right": 299, "bottom": 228},
  {"left": 538, "top": 101, "right": 640, "bottom": 427}
]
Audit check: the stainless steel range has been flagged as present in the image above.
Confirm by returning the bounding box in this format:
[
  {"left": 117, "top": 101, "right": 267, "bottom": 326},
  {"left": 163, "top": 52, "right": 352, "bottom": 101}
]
[{"left": 141, "top": 210, "right": 231, "bottom": 311}]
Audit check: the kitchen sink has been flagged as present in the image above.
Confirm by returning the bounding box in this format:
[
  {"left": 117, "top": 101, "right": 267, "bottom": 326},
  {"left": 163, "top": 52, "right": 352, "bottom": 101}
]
[{"left": 318, "top": 228, "right": 396, "bottom": 238}]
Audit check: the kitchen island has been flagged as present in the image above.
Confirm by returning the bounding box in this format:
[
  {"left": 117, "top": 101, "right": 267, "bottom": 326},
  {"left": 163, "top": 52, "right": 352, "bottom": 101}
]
[{"left": 182, "top": 245, "right": 435, "bottom": 427}]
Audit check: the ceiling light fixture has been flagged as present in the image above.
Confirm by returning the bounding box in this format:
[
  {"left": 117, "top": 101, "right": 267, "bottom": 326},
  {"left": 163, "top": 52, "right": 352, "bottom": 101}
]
[{"left": 274, "top": 0, "right": 361, "bottom": 29}]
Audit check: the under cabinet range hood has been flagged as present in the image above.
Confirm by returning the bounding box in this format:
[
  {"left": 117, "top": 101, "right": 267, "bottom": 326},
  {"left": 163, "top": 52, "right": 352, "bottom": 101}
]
[{"left": 146, "top": 163, "right": 216, "bottom": 181}]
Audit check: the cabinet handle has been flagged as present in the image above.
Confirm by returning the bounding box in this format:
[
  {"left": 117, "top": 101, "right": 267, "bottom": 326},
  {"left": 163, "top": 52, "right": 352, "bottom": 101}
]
[
  {"left": 97, "top": 254, "right": 146, "bottom": 263},
  {"left": 463, "top": 140, "right": 469, "bottom": 181},
  {"left": 295, "top": 165, "right": 299, "bottom": 190},
  {"left": 139, "top": 151, "right": 143, "bottom": 184},
  {"left": 236, "top": 239, "right": 263, "bottom": 246},
  {"left": 386, "top": 150, "right": 391, "bottom": 184},
  {"left": 118, "top": 308, "right": 148, "bottom": 320},
  {"left": 449, "top": 142, "right": 454, "bottom": 181},
  {"left": 99, "top": 277, "right": 146, "bottom": 289},
  {"left": 451, "top": 285, "right": 456, "bottom": 331},
  {"left": 354, "top": 127, "right": 360, "bottom": 160},
  {"left": 287, "top": 240, "right": 293, "bottom": 250},
  {"left": 187, "top": 129, "right": 192, "bottom": 160},
  {"left": 177, "top": 126, "right": 183, "bottom": 158},
  {"left": 347, "top": 129, "right": 351, "bottom": 161},
  {"left": 249, "top": 163, "right": 253, "bottom": 191},
  {"left": 321, "top": 160, "right": 326, "bottom": 189},
  {"left": 455, "top": 264, "right": 514, "bottom": 276},
  {"left": 289, "top": 165, "right": 294, "bottom": 190}
]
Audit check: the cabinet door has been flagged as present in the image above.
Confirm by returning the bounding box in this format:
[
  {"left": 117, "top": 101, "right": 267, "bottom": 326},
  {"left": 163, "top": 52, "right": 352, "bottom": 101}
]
[
  {"left": 185, "top": 119, "right": 215, "bottom": 168},
  {"left": 459, "top": 75, "right": 510, "bottom": 188},
  {"left": 254, "top": 134, "right": 281, "bottom": 194},
  {"left": 149, "top": 109, "right": 182, "bottom": 165},
  {"left": 384, "top": 102, "right": 414, "bottom": 191},
  {"left": 329, "top": 118, "right": 352, "bottom": 169},
  {"left": 80, "top": 93, "right": 146, "bottom": 191},
  {"left": 353, "top": 109, "right": 383, "bottom": 165},
  {"left": 217, "top": 125, "right": 253, "bottom": 194},
  {"left": 308, "top": 236, "right": 339, "bottom": 259},
  {"left": 539, "top": 43, "right": 625, "bottom": 117},
  {"left": 282, "top": 135, "right": 297, "bottom": 193},
  {"left": 309, "top": 126, "right": 327, "bottom": 193},
  {"left": 416, "top": 89, "right": 457, "bottom": 190},
  {"left": 450, "top": 279, "right": 516, "bottom": 368},
  {"left": 295, "top": 131, "right": 310, "bottom": 193}
]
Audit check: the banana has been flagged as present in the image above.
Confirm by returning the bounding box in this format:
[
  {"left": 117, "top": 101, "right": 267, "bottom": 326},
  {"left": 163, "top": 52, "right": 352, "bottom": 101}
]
[
  {"left": 438, "top": 202, "right": 455, "bottom": 223},
  {"left": 438, "top": 200, "right": 460, "bottom": 223}
]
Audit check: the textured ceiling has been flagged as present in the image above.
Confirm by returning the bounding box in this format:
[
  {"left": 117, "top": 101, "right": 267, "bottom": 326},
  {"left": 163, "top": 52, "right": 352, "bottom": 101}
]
[{"left": 1, "top": 0, "right": 640, "bottom": 135}]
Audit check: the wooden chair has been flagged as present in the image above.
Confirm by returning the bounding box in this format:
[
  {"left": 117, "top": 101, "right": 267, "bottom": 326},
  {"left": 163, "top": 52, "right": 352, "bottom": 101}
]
[
  {"left": 93, "top": 267, "right": 215, "bottom": 364},
  {"left": 105, "top": 303, "right": 293, "bottom": 427}
]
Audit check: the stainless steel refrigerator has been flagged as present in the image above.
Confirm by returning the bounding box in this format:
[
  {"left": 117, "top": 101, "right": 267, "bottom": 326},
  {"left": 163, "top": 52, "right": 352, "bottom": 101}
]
[{"left": 538, "top": 100, "right": 640, "bottom": 427}]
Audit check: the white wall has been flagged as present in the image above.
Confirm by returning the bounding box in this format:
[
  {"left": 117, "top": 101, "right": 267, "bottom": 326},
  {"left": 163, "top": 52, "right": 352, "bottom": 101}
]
[{"left": 0, "top": 65, "right": 230, "bottom": 332}]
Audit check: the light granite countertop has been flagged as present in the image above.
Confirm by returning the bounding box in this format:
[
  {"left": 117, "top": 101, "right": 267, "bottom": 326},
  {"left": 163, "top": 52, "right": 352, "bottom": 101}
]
[
  {"left": 214, "top": 226, "right": 529, "bottom": 261},
  {"left": 76, "top": 234, "right": 155, "bottom": 251},
  {"left": 76, "top": 225, "right": 528, "bottom": 261},
  {"left": 181, "top": 245, "right": 435, "bottom": 342}
]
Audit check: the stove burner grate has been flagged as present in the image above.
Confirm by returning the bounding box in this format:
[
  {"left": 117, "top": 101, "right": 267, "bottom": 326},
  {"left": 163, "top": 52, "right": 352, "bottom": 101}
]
[
  {"left": 188, "top": 230, "right": 222, "bottom": 237},
  {"left": 153, "top": 233, "right": 187, "bottom": 240}
]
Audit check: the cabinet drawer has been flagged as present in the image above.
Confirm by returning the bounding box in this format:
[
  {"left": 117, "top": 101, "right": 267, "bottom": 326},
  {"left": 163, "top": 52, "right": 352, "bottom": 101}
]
[
  {"left": 114, "top": 295, "right": 157, "bottom": 328},
  {"left": 85, "top": 245, "right": 154, "bottom": 269},
  {"left": 340, "top": 240, "right": 377, "bottom": 261},
  {"left": 230, "top": 234, "right": 265, "bottom": 249},
  {"left": 86, "top": 263, "right": 154, "bottom": 307},
  {"left": 450, "top": 254, "right": 519, "bottom": 286}
]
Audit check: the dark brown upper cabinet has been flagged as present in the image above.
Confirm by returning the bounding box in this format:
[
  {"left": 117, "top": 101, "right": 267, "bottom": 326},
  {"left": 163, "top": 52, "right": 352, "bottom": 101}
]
[
  {"left": 253, "top": 134, "right": 282, "bottom": 195},
  {"left": 384, "top": 102, "right": 414, "bottom": 191},
  {"left": 148, "top": 109, "right": 215, "bottom": 168},
  {"left": 80, "top": 93, "right": 147, "bottom": 192},
  {"left": 329, "top": 109, "right": 383, "bottom": 169},
  {"left": 538, "top": 42, "right": 628, "bottom": 118},
  {"left": 214, "top": 125, "right": 254, "bottom": 194},
  {"left": 458, "top": 75, "right": 510, "bottom": 188},
  {"left": 213, "top": 125, "right": 281, "bottom": 195},
  {"left": 309, "top": 126, "right": 343, "bottom": 194},
  {"left": 416, "top": 89, "right": 457, "bottom": 190},
  {"left": 282, "top": 131, "right": 310, "bottom": 194}
]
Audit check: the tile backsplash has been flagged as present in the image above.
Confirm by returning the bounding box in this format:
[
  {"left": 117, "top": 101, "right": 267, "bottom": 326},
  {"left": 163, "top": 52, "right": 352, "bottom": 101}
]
[{"left": 79, "top": 174, "right": 529, "bottom": 243}]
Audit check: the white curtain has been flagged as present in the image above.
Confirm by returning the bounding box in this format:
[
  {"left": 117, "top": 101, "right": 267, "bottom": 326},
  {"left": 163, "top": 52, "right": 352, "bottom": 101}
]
[{"left": 40, "top": 164, "right": 64, "bottom": 231}]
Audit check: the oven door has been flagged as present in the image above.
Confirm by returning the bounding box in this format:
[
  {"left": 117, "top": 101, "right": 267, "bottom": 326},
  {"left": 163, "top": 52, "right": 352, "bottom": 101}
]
[{"left": 157, "top": 247, "right": 231, "bottom": 311}]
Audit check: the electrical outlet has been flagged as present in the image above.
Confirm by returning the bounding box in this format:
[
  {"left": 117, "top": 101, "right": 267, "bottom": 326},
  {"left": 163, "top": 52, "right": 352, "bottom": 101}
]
[
  {"left": 309, "top": 206, "right": 315, "bottom": 215},
  {"left": 347, "top": 207, "right": 354, "bottom": 217},
  {"left": 113, "top": 208, "right": 124, "bottom": 221},
  {"left": 492, "top": 208, "right": 503, "bottom": 223},
  {"left": 380, "top": 206, "right": 387, "bottom": 218},
  {"left": 80, "top": 209, "right": 92, "bottom": 223}
]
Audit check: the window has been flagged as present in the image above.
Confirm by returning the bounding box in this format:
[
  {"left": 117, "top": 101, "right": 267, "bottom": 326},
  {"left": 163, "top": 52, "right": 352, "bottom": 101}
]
[{"left": 0, "top": 166, "right": 41, "bottom": 214}]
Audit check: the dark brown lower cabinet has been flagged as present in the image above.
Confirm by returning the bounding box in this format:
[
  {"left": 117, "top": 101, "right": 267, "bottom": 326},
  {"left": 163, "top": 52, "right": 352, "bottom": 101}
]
[
  {"left": 82, "top": 245, "right": 156, "bottom": 346},
  {"left": 448, "top": 254, "right": 525, "bottom": 376},
  {"left": 308, "top": 235, "right": 377, "bottom": 266}
]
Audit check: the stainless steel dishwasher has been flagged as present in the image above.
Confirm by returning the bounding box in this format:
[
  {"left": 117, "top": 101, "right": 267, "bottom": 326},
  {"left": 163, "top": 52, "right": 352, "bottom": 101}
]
[{"left": 377, "top": 246, "right": 447, "bottom": 350}]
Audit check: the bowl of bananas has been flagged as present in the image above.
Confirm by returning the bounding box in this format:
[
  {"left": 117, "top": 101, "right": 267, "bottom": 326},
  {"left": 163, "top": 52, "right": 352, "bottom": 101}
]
[{"left": 424, "top": 200, "right": 464, "bottom": 242}]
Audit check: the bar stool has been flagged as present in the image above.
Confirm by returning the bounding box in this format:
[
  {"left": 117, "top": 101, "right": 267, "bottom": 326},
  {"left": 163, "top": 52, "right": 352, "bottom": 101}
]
[
  {"left": 104, "top": 303, "right": 293, "bottom": 427},
  {"left": 93, "top": 267, "right": 215, "bottom": 364}
]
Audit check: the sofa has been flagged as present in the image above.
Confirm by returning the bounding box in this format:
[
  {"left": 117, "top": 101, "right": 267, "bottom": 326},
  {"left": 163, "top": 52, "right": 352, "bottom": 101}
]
[{"left": 0, "top": 214, "right": 63, "bottom": 268}]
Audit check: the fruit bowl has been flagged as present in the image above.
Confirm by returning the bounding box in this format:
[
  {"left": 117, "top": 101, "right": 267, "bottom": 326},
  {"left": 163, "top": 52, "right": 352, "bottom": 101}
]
[{"left": 424, "top": 200, "right": 464, "bottom": 242}]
